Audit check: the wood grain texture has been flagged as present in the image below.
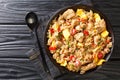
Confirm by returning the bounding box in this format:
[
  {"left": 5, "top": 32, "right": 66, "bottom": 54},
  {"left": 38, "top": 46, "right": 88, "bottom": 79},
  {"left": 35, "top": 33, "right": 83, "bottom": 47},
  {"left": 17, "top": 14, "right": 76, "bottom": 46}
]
[
  {"left": 0, "top": 25, "right": 35, "bottom": 58},
  {"left": 0, "top": 0, "right": 119, "bottom": 80},
  {"left": 0, "top": 58, "right": 41, "bottom": 79}
]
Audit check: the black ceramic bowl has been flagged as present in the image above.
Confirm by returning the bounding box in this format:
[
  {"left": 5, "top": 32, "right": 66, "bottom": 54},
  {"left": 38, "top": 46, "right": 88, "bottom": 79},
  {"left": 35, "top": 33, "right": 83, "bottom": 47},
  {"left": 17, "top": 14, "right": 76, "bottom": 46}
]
[{"left": 43, "top": 4, "right": 114, "bottom": 74}]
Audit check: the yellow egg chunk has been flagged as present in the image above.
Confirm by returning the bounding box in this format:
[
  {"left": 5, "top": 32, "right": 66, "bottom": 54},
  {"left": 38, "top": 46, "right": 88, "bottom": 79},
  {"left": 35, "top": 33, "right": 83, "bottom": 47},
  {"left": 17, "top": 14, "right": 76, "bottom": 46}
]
[
  {"left": 97, "top": 59, "right": 106, "bottom": 66},
  {"left": 77, "top": 43, "right": 83, "bottom": 47},
  {"left": 76, "top": 9, "right": 84, "bottom": 17},
  {"left": 92, "top": 46, "right": 101, "bottom": 53},
  {"left": 56, "top": 58, "right": 61, "bottom": 64},
  {"left": 101, "top": 30, "right": 109, "bottom": 38},
  {"left": 62, "top": 29, "right": 70, "bottom": 40},
  {"left": 51, "top": 41, "right": 56, "bottom": 47},
  {"left": 94, "top": 13, "right": 101, "bottom": 22},
  {"left": 76, "top": 9, "right": 87, "bottom": 20},
  {"left": 60, "top": 60, "right": 67, "bottom": 67},
  {"left": 81, "top": 13, "right": 87, "bottom": 20},
  {"left": 48, "top": 32, "right": 51, "bottom": 38},
  {"left": 93, "top": 54, "right": 98, "bottom": 63},
  {"left": 52, "top": 22, "right": 59, "bottom": 30}
]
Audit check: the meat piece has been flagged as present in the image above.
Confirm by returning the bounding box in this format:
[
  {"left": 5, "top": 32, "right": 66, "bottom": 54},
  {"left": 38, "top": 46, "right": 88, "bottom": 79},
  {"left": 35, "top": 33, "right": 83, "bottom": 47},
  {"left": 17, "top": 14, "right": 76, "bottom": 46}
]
[
  {"left": 106, "top": 37, "right": 112, "bottom": 48},
  {"left": 95, "top": 19, "right": 106, "bottom": 33},
  {"left": 58, "top": 19, "right": 65, "bottom": 25},
  {"left": 75, "top": 25, "right": 82, "bottom": 31},
  {"left": 58, "top": 15, "right": 64, "bottom": 20},
  {"left": 68, "top": 47, "right": 76, "bottom": 53},
  {"left": 84, "top": 53, "right": 93, "bottom": 61},
  {"left": 60, "top": 49, "right": 64, "bottom": 54},
  {"left": 74, "top": 33, "right": 84, "bottom": 42},
  {"left": 58, "top": 15, "right": 65, "bottom": 25},
  {"left": 86, "top": 22, "right": 94, "bottom": 30},
  {"left": 100, "top": 19, "right": 106, "bottom": 29},
  {"left": 94, "top": 35, "right": 100, "bottom": 45},
  {"left": 71, "top": 19, "right": 79, "bottom": 27},
  {"left": 53, "top": 53, "right": 59, "bottom": 59},
  {"left": 81, "top": 60, "right": 91, "bottom": 66},
  {"left": 87, "top": 10, "right": 94, "bottom": 22},
  {"left": 80, "top": 63, "right": 97, "bottom": 74},
  {"left": 80, "top": 22, "right": 86, "bottom": 29},
  {"left": 89, "top": 10, "right": 93, "bottom": 17},
  {"left": 55, "top": 41, "right": 62, "bottom": 48},
  {"left": 104, "top": 47, "right": 110, "bottom": 54},
  {"left": 107, "top": 42, "right": 112, "bottom": 48},
  {"left": 62, "top": 9, "right": 75, "bottom": 19},
  {"left": 74, "top": 50, "right": 82, "bottom": 58},
  {"left": 67, "top": 61, "right": 75, "bottom": 71},
  {"left": 85, "top": 37, "right": 92, "bottom": 46}
]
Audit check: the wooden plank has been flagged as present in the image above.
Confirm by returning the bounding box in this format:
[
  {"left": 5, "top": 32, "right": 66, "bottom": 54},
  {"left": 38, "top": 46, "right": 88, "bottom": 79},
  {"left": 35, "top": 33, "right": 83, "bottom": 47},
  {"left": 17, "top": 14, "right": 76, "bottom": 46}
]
[
  {"left": 0, "top": 58, "right": 41, "bottom": 79},
  {"left": 0, "top": 25, "right": 35, "bottom": 58}
]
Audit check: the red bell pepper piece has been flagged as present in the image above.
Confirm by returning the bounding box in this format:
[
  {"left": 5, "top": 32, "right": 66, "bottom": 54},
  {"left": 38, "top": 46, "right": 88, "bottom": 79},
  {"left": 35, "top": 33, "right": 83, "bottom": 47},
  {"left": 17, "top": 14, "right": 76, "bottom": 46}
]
[
  {"left": 106, "top": 39, "right": 110, "bottom": 44},
  {"left": 49, "top": 46, "right": 56, "bottom": 51},
  {"left": 71, "top": 29, "right": 77, "bottom": 35},
  {"left": 98, "top": 52, "right": 103, "bottom": 59},
  {"left": 50, "top": 28, "right": 54, "bottom": 34},
  {"left": 69, "top": 55, "right": 75, "bottom": 60},
  {"left": 83, "top": 30, "right": 89, "bottom": 36}
]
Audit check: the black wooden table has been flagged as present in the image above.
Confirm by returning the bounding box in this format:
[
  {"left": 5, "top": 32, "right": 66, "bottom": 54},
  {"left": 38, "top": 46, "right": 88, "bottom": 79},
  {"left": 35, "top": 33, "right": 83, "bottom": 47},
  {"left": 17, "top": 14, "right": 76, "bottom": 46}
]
[{"left": 0, "top": 0, "right": 120, "bottom": 80}]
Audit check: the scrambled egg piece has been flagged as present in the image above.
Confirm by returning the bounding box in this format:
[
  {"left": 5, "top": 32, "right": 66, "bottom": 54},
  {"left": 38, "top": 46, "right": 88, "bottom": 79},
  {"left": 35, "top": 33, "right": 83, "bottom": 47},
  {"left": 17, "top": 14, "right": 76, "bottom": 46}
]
[
  {"left": 76, "top": 9, "right": 87, "bottom": 19},
  {"left": 52, "top": 22, "right": 59, "bottom": 30},
  {"left": 77, "top": 43, "right": 83, "bottom": 47},
  {"left": 92, "top": 46, "right": 101, "bottom": 53},
  {"left": 62, "top": 29, "right": 70, "bottom": 40},
  {"left": 101, "top": 30, "right": 109, "bottom": 38},
  {"left": 97, "top": 59, "right": 106, "bottom": 66},
  {"left": 94, "top": 13, "right": 101, "bottom": 22},
  {"left": 60, "top": 60, "right": 67, "bottom": 67},
  {"left": 76, "top": 9, "right": 84, "bottom": 16}
]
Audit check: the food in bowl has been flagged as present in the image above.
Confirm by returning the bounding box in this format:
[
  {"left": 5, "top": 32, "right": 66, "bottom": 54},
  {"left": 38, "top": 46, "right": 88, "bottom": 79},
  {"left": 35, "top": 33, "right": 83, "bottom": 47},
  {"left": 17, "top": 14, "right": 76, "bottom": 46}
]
[{"left": 47, "top": 8, "right": 112, "bottom": 74}]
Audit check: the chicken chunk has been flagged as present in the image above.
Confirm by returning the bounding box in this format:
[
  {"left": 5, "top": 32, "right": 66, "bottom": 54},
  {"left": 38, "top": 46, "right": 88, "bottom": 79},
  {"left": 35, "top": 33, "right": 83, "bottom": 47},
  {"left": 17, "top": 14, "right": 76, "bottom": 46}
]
[
  {"left": 86, "top": 22, "right": 94, "bottom": 30},
  {"left": 55, "top": 41, "right": 62, "bottom": 48},
  {"left": 74, "top": 33, "right": 84, "bottom": 42},
  {"left": 62, "top": 9, "right": 76, "bottom": 19},
  {"left": 53, "top": 53, "right": 59, "bottom": 59},
  {"left": 94, "top": 35, "right": 100, "bottom": 45},
  {"left": 100, "top": 19, "right": 106, "bottom": 29},
  {"left": 104, "top": 47, "right": 110, "bottom": 54},
  {"left": 75, "top": 25, "right": 82, "bottom": 31},
  {"left": 58, "top": 15, "right": 65, "bottom": 25},
  {"left": 80, "top": 63, "right": 97, "bottom": 74},
  {"left": 71, "top": 18, "right": 79, "bottom": 27},
  {"left": 95, "top": 19, "right": 106, "bottom": 33}
]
